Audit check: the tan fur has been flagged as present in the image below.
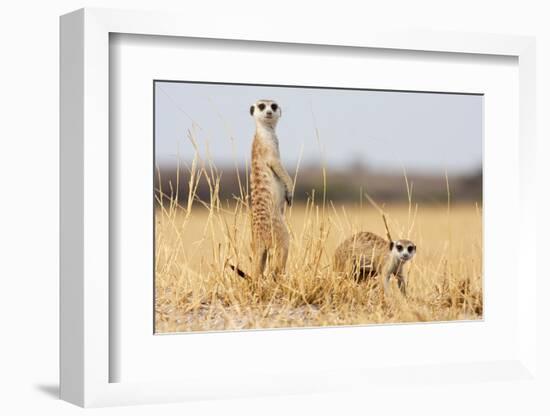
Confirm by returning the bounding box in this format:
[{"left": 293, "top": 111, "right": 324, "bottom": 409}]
[
  {"left": 334, "top": 232, "right": 390, "bottom": 278},
  {"left": 249, "top": 100, "right": 292, "bottom": 278},
  {"left": 334, "top": 231, "right": 416, "bottom": 295}
]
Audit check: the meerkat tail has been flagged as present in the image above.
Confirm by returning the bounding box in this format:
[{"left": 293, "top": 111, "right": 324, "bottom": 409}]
[{"left": 228, "top": 264, "right": 249, "bottom": 279}]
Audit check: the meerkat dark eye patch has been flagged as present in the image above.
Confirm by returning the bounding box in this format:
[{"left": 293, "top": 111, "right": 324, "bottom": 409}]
[
  {"left": 250, "top": 105, "right": 255, "bottom": 115},
  {"left": 396, "top": 244, "right": 403, "bottom": 252},
  {"left": 258, "top": 103, "right": 266, "bottom": 111},
  {"left": 407, "top": 245, "right": 414, "bottom": 253},
  {"left": 271, "top": 103, "right": 278, "bottom": 111}
]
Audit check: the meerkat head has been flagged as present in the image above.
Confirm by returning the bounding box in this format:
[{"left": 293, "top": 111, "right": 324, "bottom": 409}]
[
  {"left": 250, "top": 99, "right": 282, "bottom": 128},
  {"left": 389, "top": 239, "right": 416, "bottom": 262}
]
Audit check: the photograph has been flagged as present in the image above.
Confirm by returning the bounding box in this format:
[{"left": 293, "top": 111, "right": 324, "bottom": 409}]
[{"left": 153, "top": 81, "right": 483, "bottom": 333}]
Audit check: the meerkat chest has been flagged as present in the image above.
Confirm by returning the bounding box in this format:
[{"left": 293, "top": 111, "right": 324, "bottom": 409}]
[
  {"left": 384, "top": 254, "right": 402, "bottom": 275},
  {"left": 251, "top": 136, "right": 285, "bottom": 209},
  {"left": 252, "top": 135, "right": 281, "bottom": 180}
]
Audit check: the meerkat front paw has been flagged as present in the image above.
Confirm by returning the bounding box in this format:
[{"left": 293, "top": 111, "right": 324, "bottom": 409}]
[{"left": 285, "top": 191, "right": 293, "bottom": 206}]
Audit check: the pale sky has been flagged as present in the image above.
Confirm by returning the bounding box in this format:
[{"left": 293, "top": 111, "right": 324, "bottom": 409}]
[{"left": 154, "top": 81, "right": 482, "bottom": 175}]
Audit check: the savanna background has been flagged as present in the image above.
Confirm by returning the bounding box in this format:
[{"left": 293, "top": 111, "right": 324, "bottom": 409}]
[{"left": 154, "top": 81, "right": 483, "bottom": 333}]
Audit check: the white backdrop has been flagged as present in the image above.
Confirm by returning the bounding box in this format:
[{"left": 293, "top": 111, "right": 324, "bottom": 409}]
[{"left": 1, "top": 1, "right": 549, "bottom": 415}]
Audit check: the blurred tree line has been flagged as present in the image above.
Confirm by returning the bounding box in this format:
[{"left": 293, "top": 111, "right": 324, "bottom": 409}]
[{"left": 155, "top": 164, "right": 482, "bottom": 206}]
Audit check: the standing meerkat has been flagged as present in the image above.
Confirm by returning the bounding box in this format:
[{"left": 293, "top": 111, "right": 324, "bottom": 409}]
[
  {"left": 333, "top": 231, "right": 416, "bottom": 295},
  {"left": 231, "top": 99, "right": 293, "bottom": 279}
]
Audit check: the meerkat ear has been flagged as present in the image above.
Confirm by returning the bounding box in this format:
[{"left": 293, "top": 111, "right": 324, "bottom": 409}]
[
  {"left": 250, "top": 105, "right": 255, "bottom": 116},
  {"left": 389, "top": 241, "right": 394, "bottom": 251}
]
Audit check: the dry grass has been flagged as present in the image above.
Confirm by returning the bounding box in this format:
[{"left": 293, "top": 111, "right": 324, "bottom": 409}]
[{"left": 154, "top": 163, "right": 483, "bottom": 332}]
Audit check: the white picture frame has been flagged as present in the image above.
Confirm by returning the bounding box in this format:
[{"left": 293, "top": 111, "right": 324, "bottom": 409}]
[{"left": 60, "top": 7, "right": 538, "bottom": 408}]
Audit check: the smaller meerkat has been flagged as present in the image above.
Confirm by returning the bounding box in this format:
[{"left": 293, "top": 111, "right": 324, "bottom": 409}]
[{"left": 333, "top": 231, "right": 416, "bottom": 295}]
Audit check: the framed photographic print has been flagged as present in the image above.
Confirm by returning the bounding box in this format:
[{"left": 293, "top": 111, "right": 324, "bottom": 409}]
[
  {"left": 60, "top": 7, "right": 539, "bottom": 408},
  {"left": 152, "top": 80, "right": 483, "bottom": 334}
]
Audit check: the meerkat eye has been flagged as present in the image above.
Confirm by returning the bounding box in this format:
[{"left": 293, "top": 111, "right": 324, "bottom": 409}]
[
  {"left": 396, "top": 244, "right": 403, "bottom": 252},
  {"left": 258, "top": 103, "right": 266, "bottom": 111},
  {"left": 271, "top": 103, "right": 278, "bottom": 111},
  {"left": 407, "top": 245, "right": 414, "bottom": 253}
]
